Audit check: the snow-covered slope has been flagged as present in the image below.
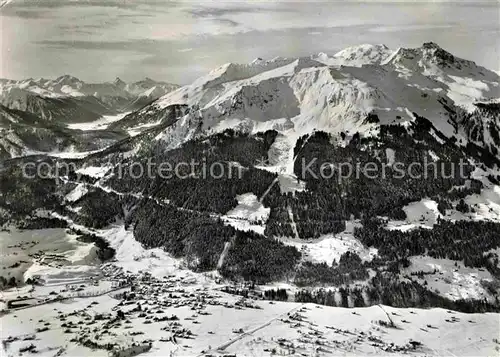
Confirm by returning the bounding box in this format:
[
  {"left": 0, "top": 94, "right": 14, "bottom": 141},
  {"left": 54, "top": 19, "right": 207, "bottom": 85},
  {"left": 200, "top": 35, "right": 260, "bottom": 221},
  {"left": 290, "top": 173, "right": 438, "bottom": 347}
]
[
  {"left": 123, "top": 42, "right": 498, "bottom": 176},
  {"left": 315, "top": 44, "right": 394, "bottom": 67},
  {"left": 4, "top": 42, "right": 494, "bottom": 163},
  {"left": 0, "top": 104, "right": 128, "bottom": 159},
  {"left": 384, "top": 42, "right": 500, "bottom": 111}
]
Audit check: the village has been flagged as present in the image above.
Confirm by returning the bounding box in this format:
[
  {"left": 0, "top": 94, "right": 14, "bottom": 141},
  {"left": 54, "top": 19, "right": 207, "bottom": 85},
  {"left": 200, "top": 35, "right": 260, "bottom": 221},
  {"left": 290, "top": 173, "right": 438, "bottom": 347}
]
[{"left": 2, "top": 260, "right": 499, "bottom": 357}]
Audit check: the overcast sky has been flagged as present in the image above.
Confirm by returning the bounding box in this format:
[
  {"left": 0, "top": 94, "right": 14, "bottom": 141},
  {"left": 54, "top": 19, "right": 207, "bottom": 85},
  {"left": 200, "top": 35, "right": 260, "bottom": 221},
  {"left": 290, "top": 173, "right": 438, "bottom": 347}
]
[{"left": 1, "top": 1, "right": 498, "bottom": 84}]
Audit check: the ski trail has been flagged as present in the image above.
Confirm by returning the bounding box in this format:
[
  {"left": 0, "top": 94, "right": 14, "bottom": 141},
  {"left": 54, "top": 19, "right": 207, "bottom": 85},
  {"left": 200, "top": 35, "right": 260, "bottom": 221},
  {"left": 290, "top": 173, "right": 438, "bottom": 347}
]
[
  {"left": 377, "top": 304, "right": 396, "bottom": 327},
  {"left": 199, "top": 304, "right": 305, "bottom": 355},
  {"left": 259, "top": 177, "right": 279, "bottom": 203},
  {"left": 217, "top": 237, "right": 234, "bottom": 269},
  {"left": 288, "top": 205, "right": 299, "bottom": 239},
  {"left": 66, "top": 178, "right": 221, "bottom": 219}
]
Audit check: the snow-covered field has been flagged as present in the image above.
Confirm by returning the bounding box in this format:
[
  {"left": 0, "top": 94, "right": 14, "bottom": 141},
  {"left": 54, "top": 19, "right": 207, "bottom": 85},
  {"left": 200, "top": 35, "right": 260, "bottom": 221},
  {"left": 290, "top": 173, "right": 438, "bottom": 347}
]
[
  {"left": 226, "top": 194, "right": 270, "bottom": 222},
  {"left": 0, "top": 228, "right": 99, "bottom": 287},
  {"left": 1, "top": 220, "right": 499, "bottom": 356},
  {"left": 403, "top": 256, "right": 496, "bottom": 302},
  {"left": 1, "top": 270, "right": 499, "bottom": 357},
  {"left": 386, "top": 198, "right": 441, "bottom": 232},
  {"left": 222, "top": 193, "right": 270, "bottom": 235},
  {"left": 278, "top": 221, "right": 378, "bottom": 266},
  {"left": 386, "top": 167, "right": 500, "bottom": 233},
  {"left": 67, "top": 113, "right": 130, "bottom": 131}
]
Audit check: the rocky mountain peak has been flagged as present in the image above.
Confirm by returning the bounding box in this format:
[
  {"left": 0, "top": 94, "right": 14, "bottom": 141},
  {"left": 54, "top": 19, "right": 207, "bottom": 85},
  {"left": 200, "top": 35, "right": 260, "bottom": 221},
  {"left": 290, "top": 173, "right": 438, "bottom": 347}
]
[
  {"left": 56, "top": 75, "right": 82, "bottom": 85},
  {"left": 113, "top": 77, "right": 126, "bottom": 88}
]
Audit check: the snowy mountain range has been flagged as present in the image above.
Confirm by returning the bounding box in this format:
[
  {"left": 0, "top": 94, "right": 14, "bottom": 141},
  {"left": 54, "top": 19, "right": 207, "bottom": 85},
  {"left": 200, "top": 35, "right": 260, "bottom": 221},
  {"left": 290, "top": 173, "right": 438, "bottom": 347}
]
[
  {"left": 1, "top": 42, "right": 500, "bottom": 356},
  {"left": 0, "top": 76, "right": 178, "bottom": 159},
  {"left": 110, "top": 42, "right": 499, "bottom": 168},
  {"left": 0, "top": 75, "right": 178, "bottom": 122},
  {"left": 2, "top": 42, "right": 498, "bottom": 160},
  {"left": 0, "top": 76, "right": 178, "bottom": 102}
]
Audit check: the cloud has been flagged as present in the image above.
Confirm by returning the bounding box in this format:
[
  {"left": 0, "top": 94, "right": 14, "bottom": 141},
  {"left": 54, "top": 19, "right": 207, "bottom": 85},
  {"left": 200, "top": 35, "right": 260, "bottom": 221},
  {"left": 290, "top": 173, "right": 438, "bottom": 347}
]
[
  {"left": 0, "top": 7, "right": 51, "bottom": 18},
  {"left": 2, "top": 0, "right": 498, "bottom": 85},
  {"left": 35, "top": 40, "right": 142, "bottom": 51},
  {"left": 215, "top": 18, "right": 239, "bottom": 27},
  {"left": 2, "top": 0, "right": 181, "bottom": 9},
  {"left": 186, "top": 5, "right": 296, "bottom": 18},
  {"left": 117, "top": 13, "right": 155, "bottom": 18}
]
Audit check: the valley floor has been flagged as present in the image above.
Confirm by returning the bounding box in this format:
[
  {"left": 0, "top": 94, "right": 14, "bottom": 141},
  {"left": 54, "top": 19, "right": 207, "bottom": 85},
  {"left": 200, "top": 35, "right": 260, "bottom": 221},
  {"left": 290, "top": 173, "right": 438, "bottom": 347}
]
[{"left": 1, "top": 247, "right": 499, "bottom": 357}]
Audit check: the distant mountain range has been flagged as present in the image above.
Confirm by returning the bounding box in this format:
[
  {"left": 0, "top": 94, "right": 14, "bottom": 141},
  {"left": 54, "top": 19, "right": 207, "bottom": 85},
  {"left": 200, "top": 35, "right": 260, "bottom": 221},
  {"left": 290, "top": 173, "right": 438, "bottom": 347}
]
[
  {"left": 0, "top": 76, "right": 178, "bottom": 159},
  {"left": 0, "top": 75, "right": 178, "bottom": 122}
]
